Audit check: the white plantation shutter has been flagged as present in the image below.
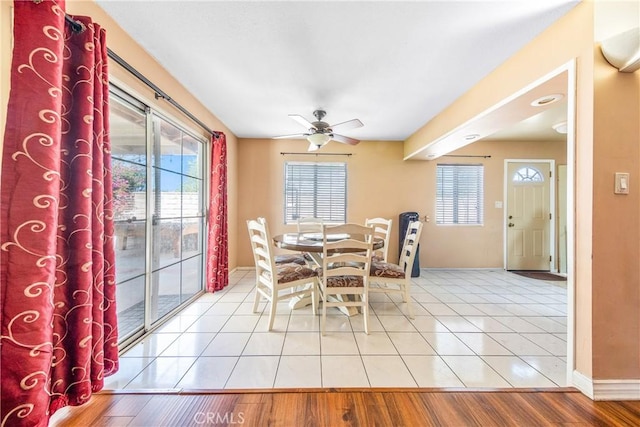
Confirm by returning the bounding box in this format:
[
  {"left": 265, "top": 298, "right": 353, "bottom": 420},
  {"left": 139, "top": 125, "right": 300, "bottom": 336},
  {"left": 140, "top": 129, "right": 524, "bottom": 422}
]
[
  {"left": 436, "top": 164, "right": 484, "bottom": 225},
  {"left": 284, "top": 162, "right": 347, "bottom": 224}
]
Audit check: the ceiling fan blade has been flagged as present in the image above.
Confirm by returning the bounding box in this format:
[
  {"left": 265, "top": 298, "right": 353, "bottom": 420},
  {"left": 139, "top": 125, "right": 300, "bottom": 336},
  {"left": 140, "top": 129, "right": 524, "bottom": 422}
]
[
  {"left": 289, "top": 114, "right": 316, "bottom": 130},
  {"left": 273, "top": 133, "right": 308, "bottom": 139},
  {"left": 331, "top": 133, "right": 360, "bottom": 146},
  {"left": 330, "top": 118, "right": 363, "bottom": 131}
]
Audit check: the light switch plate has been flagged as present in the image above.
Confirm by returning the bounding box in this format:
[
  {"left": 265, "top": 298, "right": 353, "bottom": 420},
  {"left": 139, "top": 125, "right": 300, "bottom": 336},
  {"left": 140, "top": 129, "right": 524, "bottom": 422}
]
[{"left": 614, "top": 172, "right": 629, "bottom": 194}]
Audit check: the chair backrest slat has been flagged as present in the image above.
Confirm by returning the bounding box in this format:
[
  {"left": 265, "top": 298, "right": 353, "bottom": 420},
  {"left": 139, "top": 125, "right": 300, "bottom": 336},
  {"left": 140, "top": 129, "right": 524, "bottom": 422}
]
[
  {"left": 398, "top": 221, "right": 423, "bottom": 272},
  {"left": 322, "top": 223, "right": 374, "bottom": 280},
  {"left": 365, "top": 217, "right": 392, "bottom": 262}
]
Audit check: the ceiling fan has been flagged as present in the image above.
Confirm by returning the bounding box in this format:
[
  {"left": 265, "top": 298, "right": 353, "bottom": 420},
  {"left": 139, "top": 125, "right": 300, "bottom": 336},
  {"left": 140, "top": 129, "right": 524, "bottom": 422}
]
[{"left": 273, "top": 109, "right": 363, "bottom": 151}]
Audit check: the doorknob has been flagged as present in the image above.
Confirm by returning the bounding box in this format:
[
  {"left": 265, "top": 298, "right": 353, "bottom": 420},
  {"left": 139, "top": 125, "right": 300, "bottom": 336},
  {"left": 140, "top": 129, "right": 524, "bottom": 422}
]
[
  {"left": 508, "top": 215, "right": 513, "bottom": 219},
  {"left": 508, "top": 223, "right": 515, "bottom": 227}
]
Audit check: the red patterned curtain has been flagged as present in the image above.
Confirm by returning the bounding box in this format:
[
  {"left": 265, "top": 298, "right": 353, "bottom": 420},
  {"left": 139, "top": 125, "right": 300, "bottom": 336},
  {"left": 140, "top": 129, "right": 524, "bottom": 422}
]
[
  {"left": 206, "top": 133, "right": 229, "bottom": 292},
  {"left": 0, "top": 1, "right": 118, "bottom": 425}
]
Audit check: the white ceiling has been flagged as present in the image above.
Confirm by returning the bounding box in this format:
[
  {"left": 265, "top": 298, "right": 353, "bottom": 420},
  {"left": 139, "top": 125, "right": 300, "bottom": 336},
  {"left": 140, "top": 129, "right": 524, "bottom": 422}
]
[{"left": 96, "top": 0, "right": 579, "bottom": 144}]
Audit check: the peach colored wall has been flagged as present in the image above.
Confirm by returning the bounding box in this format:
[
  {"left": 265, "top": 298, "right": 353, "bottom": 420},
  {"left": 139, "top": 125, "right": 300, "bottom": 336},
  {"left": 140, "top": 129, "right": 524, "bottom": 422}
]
[
  {"left": 237, "top": 138, "right": 565, "bottom": 269},
  {"left": 591, "top": 46, "right": 640, "bottom": 379}
]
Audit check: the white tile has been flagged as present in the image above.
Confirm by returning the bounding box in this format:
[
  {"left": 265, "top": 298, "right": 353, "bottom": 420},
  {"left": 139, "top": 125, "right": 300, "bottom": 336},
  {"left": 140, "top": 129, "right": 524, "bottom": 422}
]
[
  {"left": 159, "top": 332, "right": 217, "bottom": 357},
  {"left": 287, "top": 314, "right": 320, "bottom": 332},
  {"left": 350, "top": 314, "right": 385, "bottom": 332},
  {"left": 519, "top": 317, "right": 567, "bottom": 333},
  {"left": 242, "top": 332, "right": 286, "bottom": 356},
  {"left": 487, "top": 333, "right": 551, "bottom": 356},
  {"left": 473, "top": 304, "right": 515, "bottom": 316},
  {"left": 463, "top": 316, "right": 514, "bottom": 333},
  {"left": 207, "top": 302, "right": 242, "bottom": 315},
  {"left": 482, "top": 356, "right": 556, "bottom": 388},
  {"left": 520, "top": 355, "right": 568, "bottom": 386},
  {"left": 321, "top": 355, "right": 369, "bottom": 387},
  {"left": 492, "top": 317, "right": 545, "bottom": 333},
  {"left": 453, "top": 333, "right": 511, "bottom": 356},
  {"left": 441, "top": 356, "right": 511, "bottom": 388},
  {"left": 125, "top": 356, "right": 196, "bottom": 389},
  {"left": 179, "top": 303, "right": 214, "bottom": 317},
  {"left": 225, "top": 356, "right": 279, "bottom": 388},
  {"left": 176, "top": 356, "right": 238, "bottom": 389},
  {"left": 320, "top": 332, "right": 359, "bottom": 355},
  {"left": 362, "top": 355, "right": 417, "bottom": 387},
  {"left": 377, "top": 315, "right": 418, "bottom": 332},
  {"left": 370, "top": 302, "right": 404, "bottom": 316},
  {"left": 421, "top": 332, "right": 475, "bottom": 355},
  {"left": 275, "top": 355, "right": 322, "bottom": 388},
  {"left": 217, "top": 292, "right": 250, "bottom": 303},
  {"left": 103, "top": 357, "right": 154, "bottom": 389},
  {"left": 354, "top": 332, "right": 398, "bottom": 355},
  {"left": 186, "top": 315, "right": 229, "bottom": 333},
  {"left": 282, "top": 332, "right": 320, "bottom": 355},
  {"left": 121, "top": 333, "right": 180, "bottom": 358},
  {"left": 402, "top": 355, "right": 464, "bottom": 387},
  {"left": 435, "top": 316, "right": 483, "bottom": 333},
  {"left": 219, "top": 315, "right": 260, "bottom": 333},
  {"left": 234, "top": 301, "right": 266, "bottom": 315},
  {"left": 321, "top": 312, "right": 355, "bottom": 332},
  {"left": 447, "top": 303, "right": 486, "bottom": 316},
  {"left": 409, "top": 316, "right": 449, "bottom": 332},
  {"left": 388, "top": 333, "right": 436, "bottom": 355},
  {"left": 412, "top": 293, "right": 441, "bottom": 303},
  {"left": 201, "top": 332, "right": 251, "bottom": 356},
  {"left": 255, "top": 314, "right": 290, "bottom": 332},
  {"left": 420, "top": 303, "right": 459, "bottom": 316},
  {"left": 521, "top": 333, "right": 567, "bottom": 356},
  {"left": 155, "top": 315, "right": 200, "bottom": 333}
]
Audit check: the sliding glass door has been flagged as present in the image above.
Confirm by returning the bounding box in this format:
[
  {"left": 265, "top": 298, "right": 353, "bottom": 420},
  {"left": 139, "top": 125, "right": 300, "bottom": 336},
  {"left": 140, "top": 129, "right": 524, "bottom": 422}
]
[{"left": 110, "top": 87, "right": 206, "bottom": 345}]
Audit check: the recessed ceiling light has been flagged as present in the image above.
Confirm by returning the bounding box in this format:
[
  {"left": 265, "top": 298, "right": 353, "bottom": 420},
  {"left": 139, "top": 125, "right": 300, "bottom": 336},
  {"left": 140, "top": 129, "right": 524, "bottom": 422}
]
[
  {"left": 530, "top": 93, "right": 564, "bottom": 107},
  {"left": 464, "top": 134, "right": 480, "bottom": 141},
  {"left": 552, "top": 121, "right": 568, "bottom": 134}
]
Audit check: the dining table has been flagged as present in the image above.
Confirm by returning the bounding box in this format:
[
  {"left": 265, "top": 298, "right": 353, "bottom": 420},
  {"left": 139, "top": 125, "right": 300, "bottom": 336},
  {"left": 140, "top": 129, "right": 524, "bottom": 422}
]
[{"left": 272, "top": 232, "right": 384, "bottom": 315}]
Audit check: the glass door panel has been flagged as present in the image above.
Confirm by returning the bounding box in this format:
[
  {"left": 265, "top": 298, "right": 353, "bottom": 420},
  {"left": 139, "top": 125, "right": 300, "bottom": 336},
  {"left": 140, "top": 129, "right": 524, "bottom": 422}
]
[{"left": 110, "top": 94, "right": 147, "bottom": 341}]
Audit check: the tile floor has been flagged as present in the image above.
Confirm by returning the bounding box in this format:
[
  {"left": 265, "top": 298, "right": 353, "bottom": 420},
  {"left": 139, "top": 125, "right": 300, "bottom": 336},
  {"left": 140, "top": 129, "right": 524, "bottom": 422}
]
[{"left": 106, "top": 269, "right": 568, "bottom": 390}]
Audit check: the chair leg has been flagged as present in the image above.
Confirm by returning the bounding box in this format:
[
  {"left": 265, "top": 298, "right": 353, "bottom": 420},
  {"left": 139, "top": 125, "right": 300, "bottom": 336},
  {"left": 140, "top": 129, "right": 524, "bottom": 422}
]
[
  {"left": 267, "top": 290, "right": 277, "bottom": 331},
  {"left": 311, "top": 279, "right": 318, "bottom": 315},
  {"left": 404, "top": 283, "right": 415, "bottom": 319},
  {"left": 362, "top": 290, "right": 369, "bottom": 335},
  {"left": 321, "top": 290, "right": 327, "bottom": 336},
  {"left": 252, "top": 283, "right": 261, "bottom": 313}
]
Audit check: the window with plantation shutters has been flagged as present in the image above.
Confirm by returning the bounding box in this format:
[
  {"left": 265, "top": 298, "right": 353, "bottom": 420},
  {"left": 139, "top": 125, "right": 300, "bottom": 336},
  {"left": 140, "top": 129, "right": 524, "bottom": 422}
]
[
  {"left": 436, "top": 164, "right": 484, "bottom": 225},
  {"left": 284, "top": 162, "right": 347, "bottom": 224}
]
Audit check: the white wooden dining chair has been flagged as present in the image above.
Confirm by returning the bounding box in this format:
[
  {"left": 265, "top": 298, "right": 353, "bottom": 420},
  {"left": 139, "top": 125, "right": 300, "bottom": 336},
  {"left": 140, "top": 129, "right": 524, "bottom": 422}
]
[
  {"left": 297, "top": 217, "right": 324, "bottom": 234},
  {"left": 247, "top": 217, "right": 318, "bottom": 330},
  {"left": 369, "top": 220, "right": 423, "bottom": 319},
  {"left": 365, "top": 217, "right": 393, "bottom": 262},
  {"left": 318, "top": 223, "right": 374, "bottom": 335}
]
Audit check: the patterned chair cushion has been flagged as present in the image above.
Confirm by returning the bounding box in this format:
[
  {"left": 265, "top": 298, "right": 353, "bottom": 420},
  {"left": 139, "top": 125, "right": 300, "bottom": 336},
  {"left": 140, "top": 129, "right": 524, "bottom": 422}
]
[
  {"left": 325, "top": 275, "right": 364, "bottom": 288},
  {"left": 371, "top": 254, "right": 385, "bottom": 263},
  {"left": 370, "top": 261, "right": 405, "bottom": 279},
  {"left": 274, "top": 254, "right": 307, "bottom": 266},
  {"left": 260, "top": 263, "right": 317, "bottom": 284}
]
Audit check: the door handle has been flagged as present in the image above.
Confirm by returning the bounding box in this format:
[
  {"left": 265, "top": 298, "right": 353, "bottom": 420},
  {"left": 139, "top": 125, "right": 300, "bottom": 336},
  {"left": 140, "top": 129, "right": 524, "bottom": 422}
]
[
  {"left": 508, "top": 215, "right": 513, "bottom": 219},
  {"left": 508, "top": 223, "right": 515, "bottom": 227}
]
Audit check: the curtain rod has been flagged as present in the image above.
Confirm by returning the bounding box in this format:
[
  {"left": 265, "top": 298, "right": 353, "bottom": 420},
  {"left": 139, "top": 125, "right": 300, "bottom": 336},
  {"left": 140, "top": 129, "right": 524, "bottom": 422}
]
[
  {"left": 60, "top": 9, "right": 220, "bottom": 138},
  {"left": 280, "top": 152, "right": 352, "bottom": 156},
  {"left": 107, "top": 49, "right": 220, "bottom": 138},
  {"left": 442, "top": 155, "right": 491, "bottom": 159}
]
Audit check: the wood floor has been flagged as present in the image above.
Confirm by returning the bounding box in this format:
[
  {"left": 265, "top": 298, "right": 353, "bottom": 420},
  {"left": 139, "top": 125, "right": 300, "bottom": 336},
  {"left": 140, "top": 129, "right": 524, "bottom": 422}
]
[{"left": 50, "top": 388, "right": 640, "bottom": 426}]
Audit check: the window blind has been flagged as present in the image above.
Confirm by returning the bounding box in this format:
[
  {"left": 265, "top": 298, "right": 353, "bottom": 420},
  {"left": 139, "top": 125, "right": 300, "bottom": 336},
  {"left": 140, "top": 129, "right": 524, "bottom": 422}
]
[
  {"left": 284, "top": 162, "right": 346, "bottom": 224},
  {"left": 436, "top": 164, "right": 484, "bottom": 225}
]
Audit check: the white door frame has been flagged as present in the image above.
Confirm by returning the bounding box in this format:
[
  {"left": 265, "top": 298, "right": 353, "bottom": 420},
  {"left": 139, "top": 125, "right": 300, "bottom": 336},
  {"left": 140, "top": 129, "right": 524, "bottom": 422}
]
[{"left": 503, "top": 159, "right": 556, "bottom": 272}]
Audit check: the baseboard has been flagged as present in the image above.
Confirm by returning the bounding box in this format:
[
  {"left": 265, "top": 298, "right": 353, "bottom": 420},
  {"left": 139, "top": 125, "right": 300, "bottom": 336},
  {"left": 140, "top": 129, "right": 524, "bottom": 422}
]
[
  {"left": 593, "top": 379, "right": 640, "bottom": 400},
  {"left": 572, "top": 371, "right": 640, "bottom": 400},
  {"left": 572, "top": 370, "right": 594, "bottom": 399}
]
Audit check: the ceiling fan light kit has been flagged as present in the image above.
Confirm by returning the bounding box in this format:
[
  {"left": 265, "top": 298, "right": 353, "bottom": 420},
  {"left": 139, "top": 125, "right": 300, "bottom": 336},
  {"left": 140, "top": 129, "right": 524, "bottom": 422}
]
[{"left": 274, "top": 109, "right": 363, "bottom": 151}]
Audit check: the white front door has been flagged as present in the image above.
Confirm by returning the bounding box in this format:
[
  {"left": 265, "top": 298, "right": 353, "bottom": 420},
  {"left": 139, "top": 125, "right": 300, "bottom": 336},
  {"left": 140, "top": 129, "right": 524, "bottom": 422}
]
[{"left": 506, "top": 161, "right": 551, "bottom": 270}]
